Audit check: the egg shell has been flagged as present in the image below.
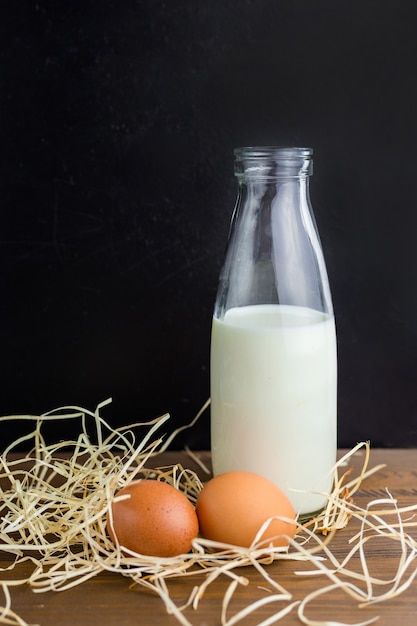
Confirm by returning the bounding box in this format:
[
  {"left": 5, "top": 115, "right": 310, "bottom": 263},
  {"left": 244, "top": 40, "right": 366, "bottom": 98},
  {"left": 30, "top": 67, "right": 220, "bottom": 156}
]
[
  {"left": 196, "top": 471, "right": 296, "bottom": 548},
  {"left": 107, "top": 479, "right": 199, "bottom": 558}
]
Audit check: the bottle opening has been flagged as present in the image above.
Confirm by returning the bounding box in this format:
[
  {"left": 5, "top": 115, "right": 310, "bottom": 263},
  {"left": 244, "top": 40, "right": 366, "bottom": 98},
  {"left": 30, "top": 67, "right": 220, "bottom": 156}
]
[
  {"left": 234, "top": 146, "right": 313, "bottom": 159},
  {"left": 234, "top": 146, "right": 313, "bottom": 179}
]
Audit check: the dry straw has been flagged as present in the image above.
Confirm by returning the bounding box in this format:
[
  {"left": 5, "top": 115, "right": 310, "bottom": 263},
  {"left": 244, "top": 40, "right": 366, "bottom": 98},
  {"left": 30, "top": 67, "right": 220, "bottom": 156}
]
[{"left": 0, "top": 399, "right": 416, "bottom": 626}]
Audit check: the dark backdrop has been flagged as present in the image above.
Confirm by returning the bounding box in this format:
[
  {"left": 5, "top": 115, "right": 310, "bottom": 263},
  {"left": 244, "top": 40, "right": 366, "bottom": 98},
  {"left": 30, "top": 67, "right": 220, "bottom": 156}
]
[{"left": 1, "top": 1, "right": 417, "bottom": 449}]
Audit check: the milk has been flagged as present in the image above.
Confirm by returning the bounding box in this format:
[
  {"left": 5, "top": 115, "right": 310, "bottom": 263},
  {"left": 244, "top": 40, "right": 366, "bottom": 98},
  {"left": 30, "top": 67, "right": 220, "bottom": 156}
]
[{"left": 210, "top": 304, "right": 337, "bottom": 516}]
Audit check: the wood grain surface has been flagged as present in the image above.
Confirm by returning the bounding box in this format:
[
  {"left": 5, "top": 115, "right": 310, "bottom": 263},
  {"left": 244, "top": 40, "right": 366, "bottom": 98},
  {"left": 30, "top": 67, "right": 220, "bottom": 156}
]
[{"left": 1, "top": 448, "right": 416, "bottom": 626}]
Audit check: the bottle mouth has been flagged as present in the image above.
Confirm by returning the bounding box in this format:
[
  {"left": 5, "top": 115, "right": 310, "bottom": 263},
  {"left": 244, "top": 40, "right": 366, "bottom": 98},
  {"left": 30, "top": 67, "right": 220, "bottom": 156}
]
[
  {"left": 234, "top": 146, "right": 313, "bottom": 159},
  {"left": 234, "top": 146, "right": 313, "bottom": 179}
]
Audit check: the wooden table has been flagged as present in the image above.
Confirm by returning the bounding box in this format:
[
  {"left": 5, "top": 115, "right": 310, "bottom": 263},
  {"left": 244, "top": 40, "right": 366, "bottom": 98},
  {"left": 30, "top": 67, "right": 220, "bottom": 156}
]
[{"left": 1, "top": 448, "right": 416, "bottom": 626}]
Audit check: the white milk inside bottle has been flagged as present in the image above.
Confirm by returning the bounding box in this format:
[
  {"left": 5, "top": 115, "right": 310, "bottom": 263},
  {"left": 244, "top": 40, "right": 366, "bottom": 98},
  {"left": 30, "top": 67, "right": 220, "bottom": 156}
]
[{"left": 210, "top": 303, "right": 337, "bottom": 516}]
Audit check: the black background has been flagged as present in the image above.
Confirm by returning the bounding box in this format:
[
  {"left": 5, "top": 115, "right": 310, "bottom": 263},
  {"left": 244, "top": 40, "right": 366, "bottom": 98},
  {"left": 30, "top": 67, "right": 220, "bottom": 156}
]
[{"left": 1, "top": 0, "right": 417, "bottom": 450}]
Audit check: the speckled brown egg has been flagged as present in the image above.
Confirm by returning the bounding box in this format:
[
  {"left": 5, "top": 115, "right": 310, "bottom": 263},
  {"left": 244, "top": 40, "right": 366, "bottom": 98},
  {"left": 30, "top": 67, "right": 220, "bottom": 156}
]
[
  {"left": 196, "top": 471, "right": 296, "bottom": 549},
  {"left": 107, "top": 479, "right": 199, "bottom": 558}
]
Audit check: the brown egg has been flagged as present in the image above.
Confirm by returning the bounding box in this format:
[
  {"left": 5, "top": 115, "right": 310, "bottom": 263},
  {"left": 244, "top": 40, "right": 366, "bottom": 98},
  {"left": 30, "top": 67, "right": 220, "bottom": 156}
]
[
  {"left": 196, "top": 471, "right": 296, "bottom": 549},
  {"left": 107, "top": 479, "right": 199, "bottom": 558}
]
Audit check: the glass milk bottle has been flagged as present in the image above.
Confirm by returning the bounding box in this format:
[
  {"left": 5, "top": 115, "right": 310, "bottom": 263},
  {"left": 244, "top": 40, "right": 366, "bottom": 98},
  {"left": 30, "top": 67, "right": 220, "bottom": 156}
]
[{"left": 210, "top": 147, "right": 337, "bottom": 518}]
